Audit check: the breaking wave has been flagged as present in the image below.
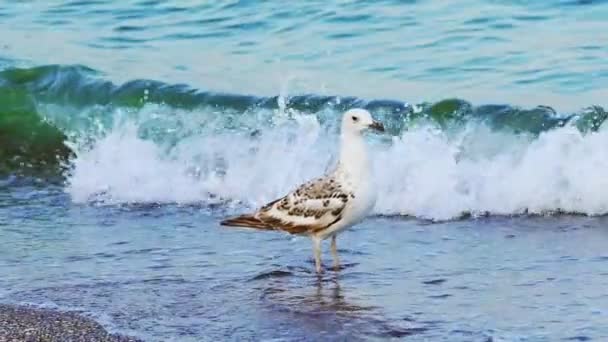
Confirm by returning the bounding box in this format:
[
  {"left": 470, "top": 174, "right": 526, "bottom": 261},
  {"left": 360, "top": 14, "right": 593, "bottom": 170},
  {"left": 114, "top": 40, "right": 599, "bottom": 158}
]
[{"left": 2, "top": 64, "right": 608, "bottom": 220}]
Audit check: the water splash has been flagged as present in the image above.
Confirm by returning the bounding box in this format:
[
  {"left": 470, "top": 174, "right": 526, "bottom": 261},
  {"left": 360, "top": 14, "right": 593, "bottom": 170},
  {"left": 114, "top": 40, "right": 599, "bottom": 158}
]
[
  {"left": 65, "top": 103, "right": 608, "bottom": 220},
  {"left": 66, "top": 105, "right": 333, "bottom": 207},
  {"left": 3, "top": 64, "right": 608, "bottom": 220},
  {"left": 374, "top": 123, "right": 608, "bottom": 220}
]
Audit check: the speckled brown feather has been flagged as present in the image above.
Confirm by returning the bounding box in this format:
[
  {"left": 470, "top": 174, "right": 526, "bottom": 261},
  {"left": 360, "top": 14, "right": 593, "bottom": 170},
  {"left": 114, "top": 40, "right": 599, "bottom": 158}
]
[
  {"left": 221, "top": 175, "right": 351, "bottom": 235},
  {"left": 220, "top": 214, "right": 274, "bottom": 230}
]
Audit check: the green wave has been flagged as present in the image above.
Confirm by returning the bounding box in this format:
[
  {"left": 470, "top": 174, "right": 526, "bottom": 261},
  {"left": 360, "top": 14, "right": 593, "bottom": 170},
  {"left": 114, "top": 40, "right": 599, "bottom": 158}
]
[
  {"left": 0, "top": 81, "right": 72, "bottom": 178},
  {"left": 0, "top": 64, "right": 606, "bottom": 178}
]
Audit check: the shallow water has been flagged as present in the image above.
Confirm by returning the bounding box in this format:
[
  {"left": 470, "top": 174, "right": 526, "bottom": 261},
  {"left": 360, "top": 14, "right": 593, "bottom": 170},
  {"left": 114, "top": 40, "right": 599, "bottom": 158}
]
[
  {"left": 1, "top": 186, "right": 608, "bottom": 341},
  {"left": 2, "top": 0, "right": 608, "bottom": 341}
]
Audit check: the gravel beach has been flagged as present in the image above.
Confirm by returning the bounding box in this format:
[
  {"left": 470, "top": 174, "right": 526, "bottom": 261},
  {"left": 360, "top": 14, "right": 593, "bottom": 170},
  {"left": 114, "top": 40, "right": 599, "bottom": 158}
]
[{"left": 0, "top": 304, "right": 143, "bottom": 342}]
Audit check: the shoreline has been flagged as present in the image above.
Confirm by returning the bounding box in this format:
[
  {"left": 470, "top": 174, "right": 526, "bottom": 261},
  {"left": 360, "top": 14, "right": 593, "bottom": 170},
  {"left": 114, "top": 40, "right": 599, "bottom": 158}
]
[{"left": 0, "top": 304, "right": 143, "bottom": 342}]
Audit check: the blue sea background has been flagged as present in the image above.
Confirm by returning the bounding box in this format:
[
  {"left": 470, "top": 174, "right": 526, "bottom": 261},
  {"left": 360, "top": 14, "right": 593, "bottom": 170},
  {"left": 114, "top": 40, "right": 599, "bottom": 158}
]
[{"left": 1, "top": 1, "right": 608, "bottom": 341}]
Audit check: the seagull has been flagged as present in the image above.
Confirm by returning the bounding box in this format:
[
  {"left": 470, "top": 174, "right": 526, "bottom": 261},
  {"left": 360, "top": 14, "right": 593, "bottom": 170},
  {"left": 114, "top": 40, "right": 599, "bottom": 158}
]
[{"left": 221, "top": 108, "right": 384, "bottom": 273}]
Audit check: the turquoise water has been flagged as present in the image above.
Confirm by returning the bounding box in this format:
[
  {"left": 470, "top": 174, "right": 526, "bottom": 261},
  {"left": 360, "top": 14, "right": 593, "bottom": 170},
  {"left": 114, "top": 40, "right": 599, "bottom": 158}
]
[
  {"left": 1, "top": 0, "right": 608, "bottom": 341},
  {"left": 1, "top": 1, "right": 607, "bottom": 109}
]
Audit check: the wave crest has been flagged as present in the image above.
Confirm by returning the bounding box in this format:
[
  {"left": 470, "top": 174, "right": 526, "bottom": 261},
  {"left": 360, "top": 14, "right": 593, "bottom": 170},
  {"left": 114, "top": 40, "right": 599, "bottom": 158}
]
[
  {"left": 66, "top": 105, "right": 608, "bottom": 220},
  {"left": 3, "top": 64, "right": 608, "bottom": 220}
]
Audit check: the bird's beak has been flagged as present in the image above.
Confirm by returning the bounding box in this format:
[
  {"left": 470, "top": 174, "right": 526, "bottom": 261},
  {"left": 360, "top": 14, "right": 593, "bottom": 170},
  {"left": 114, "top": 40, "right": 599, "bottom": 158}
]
[{"left": 368, "top": 120, "right": 385, "bottom": 132}]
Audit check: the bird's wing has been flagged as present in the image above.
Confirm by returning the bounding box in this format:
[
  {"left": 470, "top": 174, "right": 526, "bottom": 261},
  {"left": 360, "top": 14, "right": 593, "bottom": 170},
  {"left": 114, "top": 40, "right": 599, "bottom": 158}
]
[{"left": 255, "top": 176, "right": 351, "bottom": 234}]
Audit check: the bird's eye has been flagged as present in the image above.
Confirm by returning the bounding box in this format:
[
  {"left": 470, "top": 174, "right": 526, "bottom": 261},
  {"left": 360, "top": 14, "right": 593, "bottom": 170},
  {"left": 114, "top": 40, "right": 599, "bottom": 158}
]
[{"left": 352, "top": 116, "right": 359, "bottom": 122}]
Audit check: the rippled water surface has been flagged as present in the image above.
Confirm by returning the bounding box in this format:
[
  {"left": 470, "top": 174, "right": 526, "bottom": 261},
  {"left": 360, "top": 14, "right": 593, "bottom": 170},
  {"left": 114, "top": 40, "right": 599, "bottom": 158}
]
[
  {"left": 2, "top": 0, "right": 608, "bottom": 341},
  {"left": 2, "top": 187, "right": 608, "bottom": 341},
  {"left": 1, "top": 1, "right": 607, "bottom": 109}
]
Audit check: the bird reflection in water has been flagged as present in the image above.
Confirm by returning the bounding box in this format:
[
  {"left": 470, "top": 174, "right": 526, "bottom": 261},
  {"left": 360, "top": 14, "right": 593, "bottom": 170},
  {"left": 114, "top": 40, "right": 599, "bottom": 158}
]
[{"left": 252, "top": 267, "right": 424, "bottom": 339}]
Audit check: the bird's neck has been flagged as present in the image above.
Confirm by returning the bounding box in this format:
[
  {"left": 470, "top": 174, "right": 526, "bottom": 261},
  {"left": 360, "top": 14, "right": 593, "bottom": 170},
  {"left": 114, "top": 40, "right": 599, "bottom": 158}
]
[{"left": 337, "top": 131, "right": 370, "bottom": 180}]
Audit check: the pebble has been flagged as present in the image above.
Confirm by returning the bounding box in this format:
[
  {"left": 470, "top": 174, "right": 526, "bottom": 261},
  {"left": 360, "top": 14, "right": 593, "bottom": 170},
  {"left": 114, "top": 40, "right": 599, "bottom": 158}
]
[{"left": 0, "top": 304, "right": 143, "bottom": 342}]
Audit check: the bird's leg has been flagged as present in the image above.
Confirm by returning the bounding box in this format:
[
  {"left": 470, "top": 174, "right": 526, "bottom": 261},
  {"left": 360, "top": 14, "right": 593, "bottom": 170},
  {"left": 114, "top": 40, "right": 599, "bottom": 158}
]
[
  {"left": 331, "top": 235, "right": 340, "bottom": 270},
  {"left": 312, "top": 237, "right": 323, "bottom": 273}
]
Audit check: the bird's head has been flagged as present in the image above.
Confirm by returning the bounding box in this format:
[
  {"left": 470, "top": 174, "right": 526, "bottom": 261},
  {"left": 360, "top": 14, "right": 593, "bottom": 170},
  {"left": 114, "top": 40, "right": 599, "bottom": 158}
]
[{"left": 342, "top": 108, "right": 385, "bottom": 135}]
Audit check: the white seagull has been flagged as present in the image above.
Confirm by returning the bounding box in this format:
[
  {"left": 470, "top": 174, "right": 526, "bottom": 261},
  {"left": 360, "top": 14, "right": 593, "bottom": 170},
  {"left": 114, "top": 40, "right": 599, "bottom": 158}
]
[{"left": 221, "top": 108, "right": 384, "bottom": 273}]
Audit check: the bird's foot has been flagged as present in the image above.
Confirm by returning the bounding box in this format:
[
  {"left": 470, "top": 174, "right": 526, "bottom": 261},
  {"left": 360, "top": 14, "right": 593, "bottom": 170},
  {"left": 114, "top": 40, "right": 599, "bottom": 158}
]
[{"left": 332, "top": 261, "right": 340, "bottom": 272}]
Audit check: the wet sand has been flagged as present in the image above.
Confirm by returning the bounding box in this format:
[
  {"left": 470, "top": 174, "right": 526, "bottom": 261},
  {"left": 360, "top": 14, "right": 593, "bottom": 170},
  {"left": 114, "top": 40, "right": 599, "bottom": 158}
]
[{"left": 0, "top": 304, "right": 142, "bottom": 342}]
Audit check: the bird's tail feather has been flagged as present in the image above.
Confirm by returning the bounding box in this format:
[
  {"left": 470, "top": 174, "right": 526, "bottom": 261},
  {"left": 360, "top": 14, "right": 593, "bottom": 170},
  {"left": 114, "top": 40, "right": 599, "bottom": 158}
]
[{"left": 220, "top": 214, "right": 273, "bottom": 230}]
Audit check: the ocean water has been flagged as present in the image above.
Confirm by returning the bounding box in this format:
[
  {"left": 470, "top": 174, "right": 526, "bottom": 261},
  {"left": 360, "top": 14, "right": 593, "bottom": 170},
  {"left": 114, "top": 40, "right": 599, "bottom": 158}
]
[{"left": 1, "top": 0, "right": 608, "bottom": 341}]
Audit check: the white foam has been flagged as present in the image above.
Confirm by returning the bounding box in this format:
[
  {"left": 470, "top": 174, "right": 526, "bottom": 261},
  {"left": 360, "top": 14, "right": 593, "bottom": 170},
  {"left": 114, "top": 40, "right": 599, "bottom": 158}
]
[
  {"left": 66, "top": 106, "right": 608, "bottom": 220},
  {"left": 374, "top": 123, "right": 608, "bottom": 220},
  {"left": 66, "top": 106, "right": 333, "bottom": 207}
]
